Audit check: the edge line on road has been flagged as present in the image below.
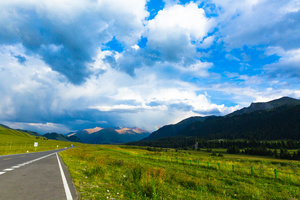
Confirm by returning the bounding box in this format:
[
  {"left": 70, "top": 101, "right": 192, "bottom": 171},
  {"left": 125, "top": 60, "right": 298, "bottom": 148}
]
[
  {"left": 56, "top": 153, "right": 73, "bottom": 200},
  {"left": 0, "top": 152, "right": 57, "bottom": 175}
]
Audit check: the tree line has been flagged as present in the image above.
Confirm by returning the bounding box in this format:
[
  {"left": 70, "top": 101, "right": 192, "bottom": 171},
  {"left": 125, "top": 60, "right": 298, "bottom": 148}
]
[
  {"left": 227, "top": 145, "right": 300, "bottom": 160},
  {"left": 128, "top": 137, "right": 300, "bottom": 150}
]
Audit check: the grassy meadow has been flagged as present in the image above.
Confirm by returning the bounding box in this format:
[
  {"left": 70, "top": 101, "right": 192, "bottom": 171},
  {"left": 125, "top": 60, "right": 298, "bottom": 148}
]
[
  {"left": 60, "top": 145, "right": 300, "bottom": 200},
  {"left": 0, "top": 125, "right": 80, "bottom": 155},
  {"left": 1, "top": 125, "right": 300, "bottom": 199}
]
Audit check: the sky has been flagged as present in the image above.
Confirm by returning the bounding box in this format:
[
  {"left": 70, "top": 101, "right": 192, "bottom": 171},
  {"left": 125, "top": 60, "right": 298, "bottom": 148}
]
[{"left": 0, "top": 0, "right": 300, "bottom": 134}]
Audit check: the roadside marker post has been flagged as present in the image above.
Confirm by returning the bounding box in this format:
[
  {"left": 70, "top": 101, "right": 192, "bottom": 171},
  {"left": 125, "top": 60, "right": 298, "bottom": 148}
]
[{"left": 34, "top": 142, "right": 38, "bottom": 151}]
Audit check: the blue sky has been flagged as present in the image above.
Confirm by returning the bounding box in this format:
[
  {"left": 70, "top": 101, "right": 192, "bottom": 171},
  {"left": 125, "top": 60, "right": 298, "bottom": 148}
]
[{"left": 0, "top": 0, "right": 299, "bottom": 134}]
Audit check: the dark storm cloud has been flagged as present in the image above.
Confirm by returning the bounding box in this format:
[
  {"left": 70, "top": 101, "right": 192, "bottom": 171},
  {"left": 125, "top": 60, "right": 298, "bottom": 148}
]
[{"left": 0, "top": 9, "right": 96, "bottom": 84}]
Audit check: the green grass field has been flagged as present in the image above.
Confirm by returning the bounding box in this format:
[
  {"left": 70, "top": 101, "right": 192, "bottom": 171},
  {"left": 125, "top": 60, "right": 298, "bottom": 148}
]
[
  {"left": 0, "top": 125, "right": 80, "bottom": 155},
  {"left": 60, "top": 145, "right": 300, "bottom": 199},
  {"left": 1, "top": 125, "right": 300, "bottom": 199}
]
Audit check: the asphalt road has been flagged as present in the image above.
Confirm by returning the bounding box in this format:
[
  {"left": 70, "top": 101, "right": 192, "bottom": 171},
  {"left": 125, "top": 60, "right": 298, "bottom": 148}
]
[{"left": 0, "top": 149, "right": 77, "bottom": 200}]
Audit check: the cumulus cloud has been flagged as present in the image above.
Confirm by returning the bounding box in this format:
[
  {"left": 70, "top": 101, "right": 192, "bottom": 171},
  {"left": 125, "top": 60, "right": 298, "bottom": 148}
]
[
  {"left": 145, "top": 2, "right": 215, "bottom": 63},
  {"left": 214, "top": 0, "right": 300, "bottom": 50},
  {"left": 0, "top": 0, "right": 148, "bottom": 84},
  {"left": 0, "top": 43, "right": 238, "bottom": 133},
  {"left": 1, "top": 0, "right": 299, "bottom": 134},
  {"left": 104, "top": 2, "right": 216, "bottom": 76},
  {"left": 264, "top": 47, "right": 300, "bottom": 78}
]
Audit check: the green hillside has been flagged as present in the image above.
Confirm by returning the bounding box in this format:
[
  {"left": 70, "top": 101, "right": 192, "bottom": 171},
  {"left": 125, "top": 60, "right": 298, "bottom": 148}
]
[
  {"left": 44, "top": 132, "right": 82, "bottom": 143},
  {"left": 142, "top": 116, "right": 211, "bottom": 141},
  {"left": 16, "top": 129, "right": 42, "bottom": 137},
  {"left": 0, "top": 125, "right": 81, "bottom": 155},
  {"left": 180, "top": 104, "right": 300, "bottom": 140},
  {"left": 0, "top": 125, "right": 33, "bottom": 137}
]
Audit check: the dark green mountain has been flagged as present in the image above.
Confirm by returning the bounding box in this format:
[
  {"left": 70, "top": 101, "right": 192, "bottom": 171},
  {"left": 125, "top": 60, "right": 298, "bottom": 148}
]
[
  {"left": 67, "top": 135, "right": 82, "bottom": 143},
  {"left": 138, "top": 97, "right": 300, "bottom": 144},
  {"left": 142, "top": 116, "right": 212, "bottom": 141},
  {"left": 180, "top": 104, "right": 300, "bottom": 140},
  {"left": 44, "top": 132, "right": 82, "bottom": 143}
]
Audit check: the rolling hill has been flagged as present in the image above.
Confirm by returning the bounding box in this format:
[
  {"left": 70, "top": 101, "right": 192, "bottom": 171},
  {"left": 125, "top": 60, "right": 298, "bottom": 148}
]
[
  {"left": 0, "top": 124, "right": 80, "bottom": 155},
  {"left": 16, "top": 129, "right": 42, "bottom": 137}
]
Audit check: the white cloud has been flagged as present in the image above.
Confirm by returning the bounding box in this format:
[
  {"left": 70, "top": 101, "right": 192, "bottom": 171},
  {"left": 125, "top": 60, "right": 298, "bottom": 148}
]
[
  {"left": 177, "top": 61, "right": 212, "bottom": 77},
  {"left": 131, "top": 45, "right": 140, "bottom": 50},
  {"left": 264, "top": 47, "right": 300, "bottom": 78},
  {"left": 145, "top": 2, "right": 215, "bottom": 62},
  {"left": 198, "top": 36, "right": 215, "bottom": 49},
  {"left": 0, "top": 43, "right": 237, "bottom": 132},
  {"left": 214, "top": 0, "right": 300, "bottom": 49},
  {"left": 147, "top": 3, "right": 211, "bottom": 41}
]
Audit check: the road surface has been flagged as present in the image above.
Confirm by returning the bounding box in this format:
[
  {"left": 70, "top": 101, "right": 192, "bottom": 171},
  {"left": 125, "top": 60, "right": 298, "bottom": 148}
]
[{"left": 0, "top": 149, "right": 77, "bottom": 200}]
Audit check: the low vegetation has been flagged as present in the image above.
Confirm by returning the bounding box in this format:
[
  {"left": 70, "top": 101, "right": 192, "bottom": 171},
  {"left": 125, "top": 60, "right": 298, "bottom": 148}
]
[{"left": 60, "top": 145, "right": 300, "bottom": 199}]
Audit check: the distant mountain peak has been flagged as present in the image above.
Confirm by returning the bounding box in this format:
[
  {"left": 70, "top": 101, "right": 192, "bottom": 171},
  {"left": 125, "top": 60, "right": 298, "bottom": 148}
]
[
  {"left": 229, "top": 96, "right": 300, "bottom": 116},
  {"left": 115, "top": 127, "right": 149, "bottom": 134},
  {"left": 84, "top": 127, "right": 103, "bottom": 134},
  {"left": 67, "top": 126, "right": 150, "bottom": 144},
  {"left": 252, "top": 96, "right": 300, "bottom": 106}
]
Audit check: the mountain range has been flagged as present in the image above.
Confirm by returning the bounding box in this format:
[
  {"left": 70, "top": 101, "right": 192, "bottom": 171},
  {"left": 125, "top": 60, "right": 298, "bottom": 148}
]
[
  {"left": 67, "top": 127, "right": 150, "bottom": 144},
  {"left": 142, "top": 116, "right": 212, "bottom": 141},
  {"left": 43, "top": 132, "right": 82, "bottom": 143},
  {"left": 136, "top": 97, "right": 300, "bottom": 145},
  {"left": 1, "top": 96, "right": 299, "bottom": 145}
]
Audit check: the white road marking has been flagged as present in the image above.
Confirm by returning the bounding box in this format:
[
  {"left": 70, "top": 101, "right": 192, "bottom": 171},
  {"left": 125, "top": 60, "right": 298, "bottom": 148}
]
[
  {"left": 1, "top": 152, "right": 57, "bottom": 175},
  {"left": 56, "top": 153, "right": 73, "bottom": 200},
  {"left": 3, "top": 169, "right": 13, "bottom": 171}
]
